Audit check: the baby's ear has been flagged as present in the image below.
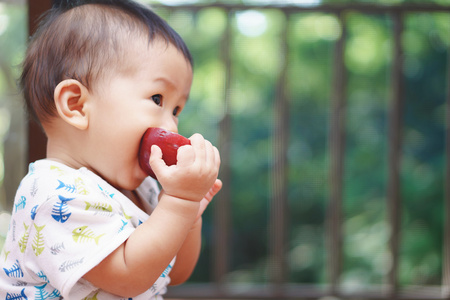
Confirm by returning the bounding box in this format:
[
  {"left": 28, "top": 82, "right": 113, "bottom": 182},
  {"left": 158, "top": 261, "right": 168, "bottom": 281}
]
[{"left": 54, "top": 79, "right": 90, "bottom": 130}]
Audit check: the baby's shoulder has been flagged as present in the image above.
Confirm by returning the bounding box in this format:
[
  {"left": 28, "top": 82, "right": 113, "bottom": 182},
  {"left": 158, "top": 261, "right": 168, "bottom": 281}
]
[
  {"left": 13, "top": 160, "right": 123, "bottom": 226},
  {"left": 16, "top": 160, "right": 106, "bottom": 207},
  {"left": 18, "top": 160, "right": 146, "bottom": 218}
]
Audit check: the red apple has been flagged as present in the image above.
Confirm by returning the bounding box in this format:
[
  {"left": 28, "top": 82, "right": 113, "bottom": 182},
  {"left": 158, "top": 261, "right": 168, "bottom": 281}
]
[{"left": 139, "top": 127, "right": 191, "bottom": 180}]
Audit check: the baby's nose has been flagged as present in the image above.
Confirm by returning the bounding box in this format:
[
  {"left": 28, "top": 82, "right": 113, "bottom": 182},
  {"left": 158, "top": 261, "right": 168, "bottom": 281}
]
[{"left": 160, "top": 121, "right": 178, "bottom": 134}]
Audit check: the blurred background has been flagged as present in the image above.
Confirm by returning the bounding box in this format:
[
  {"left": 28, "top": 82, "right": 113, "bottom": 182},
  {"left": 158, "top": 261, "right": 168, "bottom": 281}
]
[{"left": 0, "top": 0, "right": 450, "bottom": 299}]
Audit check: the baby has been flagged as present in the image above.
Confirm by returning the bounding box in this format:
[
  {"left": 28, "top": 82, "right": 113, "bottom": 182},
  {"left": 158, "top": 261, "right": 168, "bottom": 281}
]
[{"left": 0, "top": 0, "right": 221, "bottom": 299}]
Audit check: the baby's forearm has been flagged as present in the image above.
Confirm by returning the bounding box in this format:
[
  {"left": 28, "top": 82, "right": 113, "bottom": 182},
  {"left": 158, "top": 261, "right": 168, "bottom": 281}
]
[
  {"left": 83, "top": 194, "right": 200, "bottom": 297},
  {"left": 169, "top": 218, "right": 202, "bottom": 285}
]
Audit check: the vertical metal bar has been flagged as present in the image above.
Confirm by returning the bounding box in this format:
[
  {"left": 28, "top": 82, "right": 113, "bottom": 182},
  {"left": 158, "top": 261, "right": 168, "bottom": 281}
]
[
  {"left": 387, "top": 11, "right": 404, "bottom": 299},
  {"left": 214, "top": 8, "right": 232, "bottom": 294},
  {"left": 327, "top": 11, "right": 347, "bottom": 297},
  {"left": 269, "top": 11, "right": 289, "bottom": 295},
  {"left": 27, "top": 0, "right": 52, "bottom": 165},
  {"left": 443, "top": 25, "right": 450, "bottom": 299}
]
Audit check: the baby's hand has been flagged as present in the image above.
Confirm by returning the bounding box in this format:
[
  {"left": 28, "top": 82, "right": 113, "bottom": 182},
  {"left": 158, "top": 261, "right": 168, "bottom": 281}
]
[
  {"left": 149, "top": 133, "right": 220, "bottom": 202},
  {"left": 196, "top": 179, "right": 222, "bottom": 221}
]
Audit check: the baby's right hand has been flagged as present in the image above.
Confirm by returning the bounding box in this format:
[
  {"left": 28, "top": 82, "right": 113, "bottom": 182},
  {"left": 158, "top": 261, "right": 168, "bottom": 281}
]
[{"left": 149, "top": 133, "right": 220, "bottom": 202}]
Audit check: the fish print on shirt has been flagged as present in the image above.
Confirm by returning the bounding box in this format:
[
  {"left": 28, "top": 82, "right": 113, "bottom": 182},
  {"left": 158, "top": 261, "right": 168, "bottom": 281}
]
[
  {"left": 3, "top": 249, "right": 11, "bottom": 262},
  {"left": 11, "top": 219, "right": 16, "bottom": 242},
  {"left": 29, "top": 163, "right": 35, "bottom": 175},
  {"left": 84, "top": 201, "right": 112, "bottom": 213},
  {"left": 30, "top": 205, "right": 38, "bottom": 220},
  {"left": 36, "top": 271, "right": 49, "bottom": 283},
  {"left": 118, "top": 220, "right": 128, "bottom": 233},
  {"left": 121, "top": 211, "right": 132, "bottom": 220},
  {"left": 50, "top": 165, "right": 65, "bottom": 176},
  {"left": 82, "top": 291, "right": 99, "bottom": 300},
  {"left": 3, "top": 260, "right": 23, "bottom": 278},
  {"left": 31, "top": 178, "right": 38, "bottom": 197},
  {"left": 57, "top": 177, "right": 89, "bottom": 195},
  {"left": 34, "top": 283, "right": 61, "bottom": 300},
  {"left": 32, "top": 224, "right": 46, "bottom": 256},
  {"left": 56, "top": 180, "right": 76, "bottom": 193},
  {"left": 75, "top": 177, "right": 89, "bottom": 195},
  {"left": 72, "top": 226, "right": 105, "bottom": 245},
  {"left": 50, "top": 242, "right": 65, "bottom": 255},
  {"left": 5, "top": 288, "right": 27, "bottom": 300},
  {"left": 98, "top": 184, "right": 114, "bottom": 199},
  {"left": 51, "top": 196, "right": 74, "bottom": 223},
  {"left": 2, "top": 164, "right": 167, "bottom": 298},
  {"left": 18, "top": 223, "right": 30, "bottom": 253},
  {"left": 160, "top": 263, "right": 172, "bottom": 279},
  {"left": 59, "top": 257, "right": 84, "bottom": 272},
  {"left": 48, "top": 289, "right": 61, "bottom": 299},
  {"left": 15, "top": 196, "right": 26, "bottom": 213}
]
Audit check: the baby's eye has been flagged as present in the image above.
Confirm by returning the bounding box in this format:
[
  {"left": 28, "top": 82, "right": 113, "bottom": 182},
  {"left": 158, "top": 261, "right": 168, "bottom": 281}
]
[
  {"left": 173, "top": 106, "right": 181, "bottom": 116},
  {"left": 151, "top": 94, "right": 162, "bottom": 106}
]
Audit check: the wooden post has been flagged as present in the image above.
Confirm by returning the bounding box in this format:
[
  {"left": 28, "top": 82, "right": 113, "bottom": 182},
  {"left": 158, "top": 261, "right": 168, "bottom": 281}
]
[
  {"left": 26, "top": 0, "right": 51, "bottom": 164},
  {"left": 328, "top": 11, "right": 347, "bottom": 297},
  {"left": 387, "top": 11, "right": 404, "bottom": 299}
]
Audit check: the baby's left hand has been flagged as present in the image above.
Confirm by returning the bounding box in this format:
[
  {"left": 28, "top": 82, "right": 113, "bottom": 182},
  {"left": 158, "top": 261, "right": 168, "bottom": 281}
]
[{"left": 196, "top": 179, "right": 222, "bottom": 221}]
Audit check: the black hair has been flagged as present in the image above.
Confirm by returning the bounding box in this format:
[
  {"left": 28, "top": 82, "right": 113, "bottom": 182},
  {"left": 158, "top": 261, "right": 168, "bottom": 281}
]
[{"left": 21, "top": 0, "right": 192, "bottom": 124}]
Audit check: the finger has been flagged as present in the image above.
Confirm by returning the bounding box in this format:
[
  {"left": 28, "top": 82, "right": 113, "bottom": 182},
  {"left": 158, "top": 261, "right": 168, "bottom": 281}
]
[
  {"left": 189, "top": 133, "right": 206, "bottom": 162},
  {"left": 211, "top": 179, "right": 223, "bottom": 196},
  {"left": 177, "top": 144, "right": 195, "bottom": 166},
  {"left": 213, "top": 146, "right": 221, "bottom": 170},
  {"left": 149, "top": 144, "right": 162, "bottom": 162},
  {"left": 204, "top": 179, "right": 223, "bottom": 202},
  {"left": 196, "top": 198, "right": 210, "bottom": 221},
  {"left": 199, "top": 198, "right": 210, "bottom": 211},
  {"left": 149, "top": 145, "right": 166, "bottom": 173},
  {"left": 204, "top": 140, "right": 214, "bottom": 166}
]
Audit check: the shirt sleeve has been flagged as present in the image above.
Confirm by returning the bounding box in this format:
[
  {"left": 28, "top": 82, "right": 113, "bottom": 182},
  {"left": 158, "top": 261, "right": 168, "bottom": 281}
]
[{"left": 25, "top": 176, "right": 138, "bottom": 299}]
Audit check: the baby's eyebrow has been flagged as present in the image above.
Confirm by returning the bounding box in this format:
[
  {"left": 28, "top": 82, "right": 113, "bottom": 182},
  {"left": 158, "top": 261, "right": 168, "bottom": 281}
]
[
  {"left": 153, "top": 77, "right": 176, "bottom": 89},
  {"left": 153, "top": 77, "right": 190, "bottom": 102}
]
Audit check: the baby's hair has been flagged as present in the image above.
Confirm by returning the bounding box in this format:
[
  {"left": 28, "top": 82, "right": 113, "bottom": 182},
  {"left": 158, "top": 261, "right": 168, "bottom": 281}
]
[{"left": 21, "top": 0, "right": 193, "bottom": 125}]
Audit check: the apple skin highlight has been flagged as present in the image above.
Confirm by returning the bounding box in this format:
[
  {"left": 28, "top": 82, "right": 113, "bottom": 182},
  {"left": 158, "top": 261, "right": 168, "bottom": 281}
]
[{"left": 139, "top": 127, "right": 191, "bottom": 180}]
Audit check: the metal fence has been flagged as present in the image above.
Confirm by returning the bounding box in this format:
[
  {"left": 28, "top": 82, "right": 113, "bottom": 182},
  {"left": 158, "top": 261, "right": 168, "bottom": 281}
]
[{"left": 27, "top": 1, "right": 450, "bottom": 299}]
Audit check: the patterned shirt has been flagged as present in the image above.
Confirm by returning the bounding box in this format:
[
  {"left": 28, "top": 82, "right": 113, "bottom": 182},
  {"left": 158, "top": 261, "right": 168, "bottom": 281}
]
[{"left": 0, "top": 159, "right": 174, "bottom": 299}]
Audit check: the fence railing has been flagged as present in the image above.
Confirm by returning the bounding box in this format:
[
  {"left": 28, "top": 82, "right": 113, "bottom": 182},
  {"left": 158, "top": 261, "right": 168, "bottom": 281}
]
[
  {"left": 151, "top": 3, "right": 450, "bottom": 300},
  {"left": 26, "top": 1, "right": 450, "bottom": 299}
]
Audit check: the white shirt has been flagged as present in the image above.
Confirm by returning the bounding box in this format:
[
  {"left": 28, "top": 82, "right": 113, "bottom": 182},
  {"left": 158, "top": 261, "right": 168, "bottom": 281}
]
[{"left": 0, "top": 160, "right": 174, "bottom": 299}]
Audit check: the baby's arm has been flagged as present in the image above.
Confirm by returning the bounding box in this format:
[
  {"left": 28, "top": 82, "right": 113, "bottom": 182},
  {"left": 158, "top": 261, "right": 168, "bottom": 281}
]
[
  {"left": 169, "top": 179, "right": 222, "bottom": 285},
  {"left": 83, "top": 134, "right": 220, "bottom": 297}
]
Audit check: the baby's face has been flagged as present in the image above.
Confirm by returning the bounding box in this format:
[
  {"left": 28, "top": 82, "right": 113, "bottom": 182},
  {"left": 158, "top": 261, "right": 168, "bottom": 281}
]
[{"left": 85, "top": 39, "right": 193, "bottom": 190}]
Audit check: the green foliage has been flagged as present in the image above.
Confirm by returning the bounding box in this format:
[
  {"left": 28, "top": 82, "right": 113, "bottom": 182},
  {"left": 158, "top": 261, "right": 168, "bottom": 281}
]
[
  {"left": 152, "top": 5, "right": 450, "bottom": 290},
  {"left": 0, "top": 4, "right": 26, "bottom": 213},
  {"left": 0, "top": 0, "right": 449, "bottom": 293}
]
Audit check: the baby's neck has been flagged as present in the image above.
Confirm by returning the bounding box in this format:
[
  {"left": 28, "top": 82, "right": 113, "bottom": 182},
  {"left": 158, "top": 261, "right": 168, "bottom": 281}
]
[{"left": 121, "top": 189, "right": 145, "bottom": 211}]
